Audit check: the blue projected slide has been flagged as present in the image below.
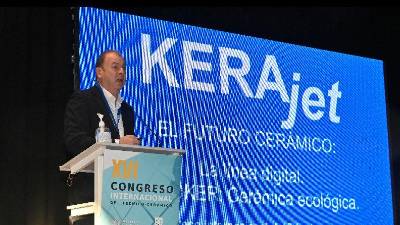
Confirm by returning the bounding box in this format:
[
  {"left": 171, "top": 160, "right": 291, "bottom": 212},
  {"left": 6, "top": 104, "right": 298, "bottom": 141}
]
[{"left": 78, "top": 7, "right": 393, "bottom": 225}]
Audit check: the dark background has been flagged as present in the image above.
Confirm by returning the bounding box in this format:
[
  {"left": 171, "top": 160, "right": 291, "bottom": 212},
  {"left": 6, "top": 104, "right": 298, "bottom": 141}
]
[{"left": 1, "top": 7, "right": 398, "bottom": 225}]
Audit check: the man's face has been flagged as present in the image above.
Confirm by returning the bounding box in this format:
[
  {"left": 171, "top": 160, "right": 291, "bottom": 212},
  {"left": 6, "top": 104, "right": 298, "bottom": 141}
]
[{"left": 97, "top": 52, "right": 126, "bottom": 96}]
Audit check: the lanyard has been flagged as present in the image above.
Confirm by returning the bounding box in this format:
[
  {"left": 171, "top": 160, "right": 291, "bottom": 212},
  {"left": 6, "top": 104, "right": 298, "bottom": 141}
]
[{"left": 95, "top": 83, "right": 121, "bottom": 136}]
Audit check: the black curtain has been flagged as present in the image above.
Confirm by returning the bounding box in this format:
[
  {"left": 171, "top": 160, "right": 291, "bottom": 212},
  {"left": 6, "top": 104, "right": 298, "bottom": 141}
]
[
  {"left": 0, "top": 7, "right": 398, "bottom": 225},
  {"left": 0, "top": 7, "right": 72, "bottom": 225}
]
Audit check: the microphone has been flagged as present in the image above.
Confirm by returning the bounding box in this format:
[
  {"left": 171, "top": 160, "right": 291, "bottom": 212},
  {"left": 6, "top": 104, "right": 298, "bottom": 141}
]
[{"left": 135, "top": 113, "right": 163, "bottom": 148}]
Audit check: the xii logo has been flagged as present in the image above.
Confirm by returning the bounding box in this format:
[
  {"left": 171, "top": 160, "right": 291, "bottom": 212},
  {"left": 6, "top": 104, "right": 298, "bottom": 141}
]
[{"left": 112, "top": 159, "right": 139, "bottom": 179}]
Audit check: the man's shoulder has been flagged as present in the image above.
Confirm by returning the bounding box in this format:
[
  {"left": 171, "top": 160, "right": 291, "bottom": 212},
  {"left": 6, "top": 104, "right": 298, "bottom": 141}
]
[
  {"left": 66, "top": 86, "right": 100, "bottom": 109},
  {"left": 121, "top": 100, "right": 133, "bottom": 109},
  {"left": 70, "top": 86, "right": 98, "bottom": 99}
]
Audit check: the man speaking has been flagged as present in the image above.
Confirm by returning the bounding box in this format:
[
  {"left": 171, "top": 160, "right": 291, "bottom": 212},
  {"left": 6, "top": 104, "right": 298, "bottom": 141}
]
[{"left": 64, "top": 50, "right": 141, "bottom": 224}]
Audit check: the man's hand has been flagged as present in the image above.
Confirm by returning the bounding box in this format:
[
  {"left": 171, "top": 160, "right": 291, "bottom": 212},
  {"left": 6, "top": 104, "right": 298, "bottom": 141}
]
[{"left": 119, "top": 135, "right": 141, "bottom": 145}]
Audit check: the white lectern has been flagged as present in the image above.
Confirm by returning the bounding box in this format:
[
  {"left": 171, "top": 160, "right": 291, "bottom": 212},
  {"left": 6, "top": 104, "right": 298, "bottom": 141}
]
[{"left": 59, "top": 143, "right": 185, "bottom": 225}]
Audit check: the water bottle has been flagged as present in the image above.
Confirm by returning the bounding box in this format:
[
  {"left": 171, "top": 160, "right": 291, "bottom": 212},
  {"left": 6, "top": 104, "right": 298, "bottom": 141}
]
[{"left": 95, "top": 113, "right": 112, "bottom": 143}]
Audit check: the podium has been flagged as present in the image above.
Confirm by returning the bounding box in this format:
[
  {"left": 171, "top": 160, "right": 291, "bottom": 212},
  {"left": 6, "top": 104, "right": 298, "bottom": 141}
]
[{"left": 60, "top": 143, "right": 185, "bottom": 225}]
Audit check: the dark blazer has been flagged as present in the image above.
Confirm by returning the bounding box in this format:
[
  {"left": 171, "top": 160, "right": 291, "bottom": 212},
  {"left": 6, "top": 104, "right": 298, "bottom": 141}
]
[
  {"left": 63, "top": 85, "right": 135, "bottom": 204},
  {"left": 64, "top": 85, "right": 135, "bottom": 158}
]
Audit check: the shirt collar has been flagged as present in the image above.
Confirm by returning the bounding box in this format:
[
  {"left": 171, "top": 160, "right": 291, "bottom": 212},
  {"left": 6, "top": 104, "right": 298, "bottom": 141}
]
[{"left": 99, "top": 84, "right": 122, "bottom": 109}]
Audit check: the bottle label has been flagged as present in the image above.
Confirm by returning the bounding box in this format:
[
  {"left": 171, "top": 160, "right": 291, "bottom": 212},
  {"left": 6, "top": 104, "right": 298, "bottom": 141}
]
[{"left": 96, "top": 130, "right": 112, "bottom": 143}]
